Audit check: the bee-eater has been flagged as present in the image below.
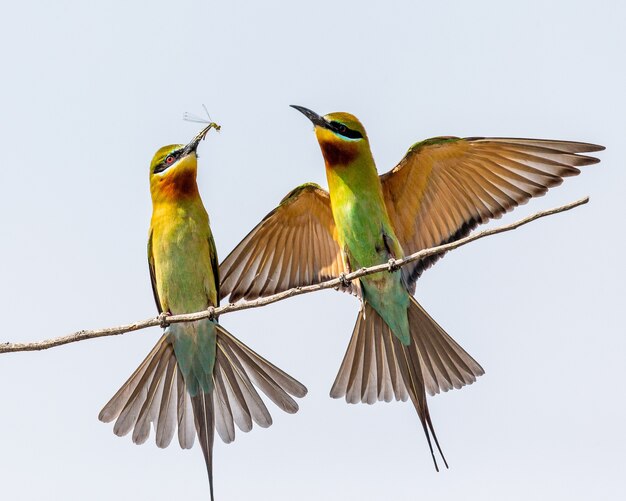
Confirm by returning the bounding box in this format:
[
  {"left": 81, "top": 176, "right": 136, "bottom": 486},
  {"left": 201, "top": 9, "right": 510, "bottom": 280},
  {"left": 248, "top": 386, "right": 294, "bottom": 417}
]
[
  {"left": 219, "top": 106, "right": 603, "bottom": 469},
  {"left": 98, "top": 124, "right": 307, "bottom": 500}
]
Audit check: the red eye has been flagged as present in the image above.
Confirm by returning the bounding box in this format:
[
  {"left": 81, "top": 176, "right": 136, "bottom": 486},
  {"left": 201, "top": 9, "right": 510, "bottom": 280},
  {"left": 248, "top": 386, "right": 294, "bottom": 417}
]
[{"left": 166, "top": 155, "right": 175, "bottom": 164}]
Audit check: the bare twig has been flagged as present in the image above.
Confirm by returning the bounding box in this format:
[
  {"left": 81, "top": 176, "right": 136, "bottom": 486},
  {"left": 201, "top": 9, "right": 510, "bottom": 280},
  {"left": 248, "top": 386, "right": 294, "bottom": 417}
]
[{"left": 0, "top": 196, "right": 589, "bottom": 354}]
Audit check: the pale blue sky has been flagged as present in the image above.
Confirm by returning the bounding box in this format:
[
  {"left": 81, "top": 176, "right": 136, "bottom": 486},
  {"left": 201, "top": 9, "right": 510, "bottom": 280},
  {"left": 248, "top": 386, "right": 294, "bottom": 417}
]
[{"left": 1, "top": 1, "right": 624, "bottom": 500}]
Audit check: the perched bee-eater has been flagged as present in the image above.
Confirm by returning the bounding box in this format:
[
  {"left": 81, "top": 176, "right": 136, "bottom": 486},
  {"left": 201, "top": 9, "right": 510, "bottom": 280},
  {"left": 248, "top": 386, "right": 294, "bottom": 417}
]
[
  {"left": 220, "top": 106, "right": 603, "bottom": 469},
  {"left": 98, "top": 123, "right": 307, "bottom": 500}
]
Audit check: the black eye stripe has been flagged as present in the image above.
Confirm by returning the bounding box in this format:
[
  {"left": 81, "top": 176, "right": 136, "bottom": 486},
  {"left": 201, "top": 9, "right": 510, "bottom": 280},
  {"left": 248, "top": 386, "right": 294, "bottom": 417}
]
[
  {"left": 153, "top": 149, "right": 183, "bottom": 173},
  {"left": 328, "top": 120, "right": 363, "bottom": 139}
]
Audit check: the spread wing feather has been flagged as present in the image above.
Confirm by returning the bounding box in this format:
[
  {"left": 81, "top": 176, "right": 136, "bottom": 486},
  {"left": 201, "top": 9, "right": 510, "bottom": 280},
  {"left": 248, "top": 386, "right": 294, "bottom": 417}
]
[
  {"left": 220, "top": 183, "right": 352, "bottom": 301},
  {"left": 381, "top": 137, "right": 603, "bottom": 290}
]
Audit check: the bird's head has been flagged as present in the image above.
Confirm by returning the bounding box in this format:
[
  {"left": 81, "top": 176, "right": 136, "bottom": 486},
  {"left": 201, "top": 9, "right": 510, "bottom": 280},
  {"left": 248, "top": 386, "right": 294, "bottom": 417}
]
[
  {"left": 149, "top": 123, "right": 218, "bottom": 203},
  {"left": 290, "top": 105, "right": 369, "bottom": 167}
]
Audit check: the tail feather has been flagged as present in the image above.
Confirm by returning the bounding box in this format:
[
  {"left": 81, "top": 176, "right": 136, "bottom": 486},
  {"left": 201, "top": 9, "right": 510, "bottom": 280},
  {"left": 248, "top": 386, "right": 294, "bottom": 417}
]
[
  {"left": 98, "top": 338, "right": 167, "bottom": 424},
  {"left": 346, "top": 312, "right": 367, "bottom": 404},
  {"left": 331, "top": 300, "right": 482, "bottom": 470},
  {"left": 215, "top": 340, "right": 265, "bottom": 432},
  {"left": 360, "top": 312, "right": 377, "bottom": 404},
  {"left": 331, "top": 306, "right": 409, "bottom": 403},
  {"left": 191, "top": 392, "right": 215, "bottom": 501},
  {"left": 111, "top": 340, "right": 171, "bottom": 438},
  {"left": 228, "top": 342, "right": 301, "bottom": 413},
  {"left": 407, "top": 296, "right": 484, "bottom": 396},
  {"left": 379, "top": 315, "right": 409, "bottom": 402},
  {"left": 222, "top": 332, "right": 307, "bottom": 407},
  {"left": 393, "top": 333, "right": 447, "bottom": 471},
  {"left": 133, "top": 350, "right": 171, "bottom": 445},
  {"left": 373, "top": 318, "right": 391, "bottom": 402},
  {"left": 330, "top": 313, "right": 360, "bottom": 401},
  {"left": 99, "top": 325, "right": 307, "bottom": 500},
  {"left": 155, "top": 355, "right": 177, "bottom": 448},
  {"left": 176, "top": 367, "right": 196, "bottom": 449},
  {"left": 212, "top": 367, "right": 236, "bottom": 443}
]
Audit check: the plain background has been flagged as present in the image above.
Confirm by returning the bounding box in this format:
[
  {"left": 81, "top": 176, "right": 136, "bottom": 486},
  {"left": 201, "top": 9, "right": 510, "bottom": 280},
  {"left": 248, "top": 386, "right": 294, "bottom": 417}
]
[{"left": 1, "top": 1, "right": 624, "bottom": 500}]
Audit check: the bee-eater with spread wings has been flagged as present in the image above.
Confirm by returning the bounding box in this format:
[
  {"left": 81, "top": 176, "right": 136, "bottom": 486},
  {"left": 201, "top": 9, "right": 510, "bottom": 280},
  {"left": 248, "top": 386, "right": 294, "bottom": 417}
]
[
  {"left": 98, "top": 124, "right": 307, "bottom": 500},
  {"left": 219, "top": 106, "right": 603, "bottom": 470}
]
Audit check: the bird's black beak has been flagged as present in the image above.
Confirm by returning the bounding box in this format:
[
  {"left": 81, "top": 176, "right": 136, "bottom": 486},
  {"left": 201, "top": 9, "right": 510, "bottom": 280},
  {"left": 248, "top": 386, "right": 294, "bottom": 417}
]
[
  {"left": 290, "top": 105, "right": 328, "bottom": 128},
  {"left": 182, "top": 122, "right": 221, "bottom": 156}
]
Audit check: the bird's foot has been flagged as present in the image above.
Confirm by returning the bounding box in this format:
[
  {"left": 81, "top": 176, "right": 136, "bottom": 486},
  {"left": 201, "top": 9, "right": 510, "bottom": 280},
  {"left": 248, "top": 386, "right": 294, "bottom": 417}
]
[
  {"left": 206, "top": 306, "right": 216, "bottom": 320},
  {"left": 158, "top": 311, "right": 171, "bottom": 328},
  {"left": 387, "top": 258, "right": 400, "bottom": 272},
  {"left": 337, "top": 272, "right": 352, "bottom": 291}
]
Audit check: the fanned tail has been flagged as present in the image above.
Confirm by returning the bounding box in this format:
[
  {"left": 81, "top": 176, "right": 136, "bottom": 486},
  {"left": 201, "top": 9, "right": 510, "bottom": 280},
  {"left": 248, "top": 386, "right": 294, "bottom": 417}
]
[
  {"left": 98, "top": 335, "right": 190, "bottom": 448},
  {"left": 330, "top": 299, "right": 482, "bottom": 470},
  {"left": 406, "top": 296, "right": 484, "bottom": 396},
  {"left": 99, "top": 324, "right": 307, "bottom": 500}
]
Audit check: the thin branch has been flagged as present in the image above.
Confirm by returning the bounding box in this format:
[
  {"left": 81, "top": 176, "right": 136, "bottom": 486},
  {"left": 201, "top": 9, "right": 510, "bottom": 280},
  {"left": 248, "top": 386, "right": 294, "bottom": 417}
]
[{"left": 0, "top": 196, "right": 589, "bottom": 354}]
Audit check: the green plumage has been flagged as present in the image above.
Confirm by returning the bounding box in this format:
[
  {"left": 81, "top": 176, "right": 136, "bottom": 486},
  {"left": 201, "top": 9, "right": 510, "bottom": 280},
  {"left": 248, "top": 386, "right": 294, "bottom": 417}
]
[
  {"left": 324, "top": 134, "right": 411, "bottom": 344},
  {"left": 219, "top": 106, "right": 601, "bottom": 472},
  {"left": 149, "top": 152, "right": 220, "bottom": 396},
  {"left": 167, "top": 321, "right": 216, "bottom": 396},
  {"left": 100, "top": 130, "right": 307, "bottom": 501}
]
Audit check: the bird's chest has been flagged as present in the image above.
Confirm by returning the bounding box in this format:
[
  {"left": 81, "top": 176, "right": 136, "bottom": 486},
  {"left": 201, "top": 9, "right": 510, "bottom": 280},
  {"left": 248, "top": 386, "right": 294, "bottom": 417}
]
[
  {"left": 151, "top": 210, "right": 216, "bottom": 313},
  {"left": 327, "top": 164, "right": 405, "bottom": 293},
  {"left": 332, "top": 194, "right": 401, "bottom": 268}
]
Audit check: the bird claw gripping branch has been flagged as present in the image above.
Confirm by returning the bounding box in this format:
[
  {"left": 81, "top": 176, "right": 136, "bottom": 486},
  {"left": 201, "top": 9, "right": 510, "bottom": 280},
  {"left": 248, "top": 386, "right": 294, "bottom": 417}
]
[
  {"left": 157, "top": 311, "right": 171, "bottom": 328},
  {"left": 387, "top": 258, "right": 400, "bottom": 272}
]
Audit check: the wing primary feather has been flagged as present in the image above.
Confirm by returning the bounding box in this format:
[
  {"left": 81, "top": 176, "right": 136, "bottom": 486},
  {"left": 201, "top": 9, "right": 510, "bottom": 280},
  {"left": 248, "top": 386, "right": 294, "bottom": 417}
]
[
  {"left": 276, "top": 225, "right": 297, "bottom": 292},
  {"left": 231, "top": 241, "right": 265, "bottom": 302},
  {"left": 240, "top": 239, "right": 273, "bottom": 299},
  {"left": 219, "top": 184, "right": 347, "bottom": 301},
  {"left": 474, "top": 153, "right": 549, "bottom": 191},
  {"left": 254, "top": 222, "right": 283, "bottom": 296},
  {"left": 381, "top": 136, "right": 602, "bottom": 291}
]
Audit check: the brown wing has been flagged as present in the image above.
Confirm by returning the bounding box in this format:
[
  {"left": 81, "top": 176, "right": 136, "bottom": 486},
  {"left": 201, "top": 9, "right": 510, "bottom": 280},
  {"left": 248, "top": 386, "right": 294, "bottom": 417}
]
[
  {"left": 220, "top": 183, "right": 351, "bottom": 302},
  {"left": 147, "top": 230, "right": 163, "bottom": 314},
  {"left": 381, "top": 137, "right": 603, "bottom": 290}
]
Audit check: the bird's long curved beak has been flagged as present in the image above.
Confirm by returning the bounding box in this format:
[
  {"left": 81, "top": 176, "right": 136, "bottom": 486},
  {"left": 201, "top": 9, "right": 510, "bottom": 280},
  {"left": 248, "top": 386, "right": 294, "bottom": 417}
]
[
  {"left": 290, "top": 105, "right": 328, "bottom": 128},
  {"left": 182, "top": 122, "right": 221, "bottom": 156}
]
